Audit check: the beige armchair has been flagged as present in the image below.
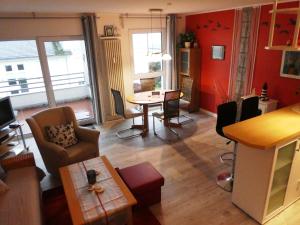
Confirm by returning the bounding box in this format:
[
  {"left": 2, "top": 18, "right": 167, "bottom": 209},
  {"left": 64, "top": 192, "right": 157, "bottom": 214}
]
[{"left": 26, "top": 106, "right": 100, "bottom": 176}]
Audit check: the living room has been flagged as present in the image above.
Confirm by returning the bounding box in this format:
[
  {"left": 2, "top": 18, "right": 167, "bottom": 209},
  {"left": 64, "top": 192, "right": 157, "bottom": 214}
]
[{"left": 1, "top": 0, "right": 300, "bottom": 225}]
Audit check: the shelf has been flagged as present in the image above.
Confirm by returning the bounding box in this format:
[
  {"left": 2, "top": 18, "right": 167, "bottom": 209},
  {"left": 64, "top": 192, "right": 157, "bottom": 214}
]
[
  {"left": 269, "top": 8, "right": 300, "bottom": 14},
  {"left": 265, "top": 46, "right": 300, "bottom": 51},
  {"left": 275, "top": 159, "right": 292, "bottom": 171},
  {"left": 271, "top": 184, "right": 287, "bottom": 197}
]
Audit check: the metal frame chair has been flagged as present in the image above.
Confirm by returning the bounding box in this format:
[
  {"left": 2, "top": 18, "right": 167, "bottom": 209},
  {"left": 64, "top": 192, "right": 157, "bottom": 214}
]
[
  {"left": 152, "top": 90, "right": 181, "bottom": 137},
  {"left": 111, "top": 89, "right": 144, "bottom": 139}
]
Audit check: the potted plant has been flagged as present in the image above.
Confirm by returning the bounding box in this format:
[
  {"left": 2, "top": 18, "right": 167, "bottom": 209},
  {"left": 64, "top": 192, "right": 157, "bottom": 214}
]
[{"left": 179, "top": 32, "right": 196, "bottom": 48}]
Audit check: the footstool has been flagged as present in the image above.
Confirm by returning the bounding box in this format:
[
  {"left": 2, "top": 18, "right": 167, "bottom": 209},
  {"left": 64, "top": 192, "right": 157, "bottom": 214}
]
[{"left": 116, "top": 162, "right": 164, "bottom": 206}]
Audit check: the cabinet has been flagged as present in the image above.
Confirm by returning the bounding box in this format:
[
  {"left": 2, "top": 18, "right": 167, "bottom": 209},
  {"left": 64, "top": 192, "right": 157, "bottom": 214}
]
[
  {"left": 0, "top": 124, "right": 28, "bottom": 158},
  {"left": 178, "top": 48, "right": 200, "bottom": 112},
  {"left": 259, "top": 99, "right": 278, "bottom": 114},
  {"left": 232, "top": 140, "right": 300, "bottom": 224}
]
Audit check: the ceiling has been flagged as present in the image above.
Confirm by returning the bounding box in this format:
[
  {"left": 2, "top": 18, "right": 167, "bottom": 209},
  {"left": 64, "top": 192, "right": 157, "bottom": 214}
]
[{"left": 0, "top": 0, "right": 273, "bottom": 14}]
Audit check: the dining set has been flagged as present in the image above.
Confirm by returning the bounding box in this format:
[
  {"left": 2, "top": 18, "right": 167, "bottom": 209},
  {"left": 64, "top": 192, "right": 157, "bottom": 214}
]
[{"left": 111, "top": 89, "right": 186, "bottom": 139}]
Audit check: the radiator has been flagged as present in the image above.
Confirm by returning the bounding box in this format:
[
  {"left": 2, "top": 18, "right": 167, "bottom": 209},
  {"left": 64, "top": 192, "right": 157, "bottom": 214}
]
[{"left": 102, "top": 39, "right": 125, "bottom": 116}]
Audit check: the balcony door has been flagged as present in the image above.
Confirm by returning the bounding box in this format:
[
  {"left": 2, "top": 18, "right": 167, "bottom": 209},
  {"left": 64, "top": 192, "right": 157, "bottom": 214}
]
[
  {"left": 38, "top": 37, "right": 95, "bottom": 124},
  {"left": 0, "top": 37, "right": 96, "bottom": 134}
]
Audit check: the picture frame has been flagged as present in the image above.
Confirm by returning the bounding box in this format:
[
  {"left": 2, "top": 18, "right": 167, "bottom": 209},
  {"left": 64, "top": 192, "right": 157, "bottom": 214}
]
[
  {"left": 212, "top": 45, "right": 225, "bottom": 60},
  {"left": 280, "top": 50, "right": 300, "bottom": 79},
  {"left": 104, "top": 25, "right": 114, "bottom": 37}
]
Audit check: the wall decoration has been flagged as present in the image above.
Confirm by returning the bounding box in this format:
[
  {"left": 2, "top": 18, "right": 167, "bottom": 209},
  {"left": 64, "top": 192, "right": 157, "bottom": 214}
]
[
  {"left": 280, "top": 51, "right": 300, "bottom": 79},
  {"left": 104, "top": 25, "right": 114, "bottom": 36},
  {"left": 212, "top": 45, "right": 225, "bottom": 60}
]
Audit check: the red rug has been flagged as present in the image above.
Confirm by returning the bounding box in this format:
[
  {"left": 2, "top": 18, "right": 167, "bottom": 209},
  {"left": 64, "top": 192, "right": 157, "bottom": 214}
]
[{"left": 43, "top": 187, "right": 161, "bottom": 225}]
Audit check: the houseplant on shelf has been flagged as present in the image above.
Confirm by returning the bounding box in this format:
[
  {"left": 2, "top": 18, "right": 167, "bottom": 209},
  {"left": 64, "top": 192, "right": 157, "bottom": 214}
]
[{"left": 179, "top": 32, "right": 196, "bottom": 48}]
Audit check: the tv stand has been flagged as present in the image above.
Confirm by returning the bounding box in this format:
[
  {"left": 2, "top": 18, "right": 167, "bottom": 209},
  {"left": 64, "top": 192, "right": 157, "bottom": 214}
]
[{"left": 0, "top": 123, "right": 28, "bottom": 158}]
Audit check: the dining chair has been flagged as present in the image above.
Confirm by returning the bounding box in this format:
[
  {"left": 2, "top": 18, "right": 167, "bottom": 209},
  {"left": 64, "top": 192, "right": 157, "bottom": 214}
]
[
  {"left": 240, "top": 96, "right": 262, "bottom": 121},
  {"left": 111, "top": 89, "right": 144, "bottom": 139},
  {"left": 215, "top": 101, "right": 238, "bottom": 192},
  {"left": 152, "top": 90, "right": 181, "bottom": 137}
]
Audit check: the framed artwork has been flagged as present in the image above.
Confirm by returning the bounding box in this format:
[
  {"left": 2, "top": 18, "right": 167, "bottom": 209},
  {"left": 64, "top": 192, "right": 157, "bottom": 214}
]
[
  {"left": 104, "top": 25, "right": 114, "bottom": 37},
  {"left": 281, "top": 51, "right": 300, "bottom": 79},
  {"left": 212, "top": 45, "right": 225, "bottom": 60}
]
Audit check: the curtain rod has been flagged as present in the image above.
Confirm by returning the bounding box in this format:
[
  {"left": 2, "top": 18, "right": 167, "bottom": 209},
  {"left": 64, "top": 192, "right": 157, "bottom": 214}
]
[
  {"left": 120, "top": 14, "right": 181, "bottom": 19},
  {"left": 0, "top": 13, "right": 100, "bottom": 20}
]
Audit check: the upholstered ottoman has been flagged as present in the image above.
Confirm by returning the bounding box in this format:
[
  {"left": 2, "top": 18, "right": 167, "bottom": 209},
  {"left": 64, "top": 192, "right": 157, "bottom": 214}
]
[{"left": 116, "top": 162, "right": 164, "bottom": 206}]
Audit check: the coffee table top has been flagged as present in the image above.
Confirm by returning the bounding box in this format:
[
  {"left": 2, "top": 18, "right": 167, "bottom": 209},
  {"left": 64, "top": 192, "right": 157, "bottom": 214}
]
[{"left": 59, "top": 156, "right": 137, "bottom": 225}]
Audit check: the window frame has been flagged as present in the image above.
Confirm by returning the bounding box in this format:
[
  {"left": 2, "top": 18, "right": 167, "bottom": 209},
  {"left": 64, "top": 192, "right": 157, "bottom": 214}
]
[{"left": 129, "top": 29, "right": 167, "bottom": 81}]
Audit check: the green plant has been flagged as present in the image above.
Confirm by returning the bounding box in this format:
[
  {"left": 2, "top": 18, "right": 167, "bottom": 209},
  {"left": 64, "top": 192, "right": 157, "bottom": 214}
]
[{"left": 179, "top": 32, "right": 196, "bottom": 47}]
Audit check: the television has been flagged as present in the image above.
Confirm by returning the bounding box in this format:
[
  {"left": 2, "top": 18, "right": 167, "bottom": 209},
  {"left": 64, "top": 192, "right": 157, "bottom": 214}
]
[{"left": 0, "top": 97, "right": 16, "bottom": 131}]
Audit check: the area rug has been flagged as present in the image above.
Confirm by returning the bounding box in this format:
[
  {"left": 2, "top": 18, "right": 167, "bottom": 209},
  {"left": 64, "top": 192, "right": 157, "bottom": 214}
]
[{"left": 43, "top": 187, "right": 161, "bottom": 225}]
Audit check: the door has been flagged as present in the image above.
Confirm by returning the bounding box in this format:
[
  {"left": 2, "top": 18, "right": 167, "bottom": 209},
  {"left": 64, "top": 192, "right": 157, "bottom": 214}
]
[
  {"left": 284, "top": 140, "right": 300, "bottom": 205},
  {"left": 266, "top": 141, "right": 297, "bottom": 215},
  {"left": 41, "top": 39, "right": 95, "bottom": 123}
]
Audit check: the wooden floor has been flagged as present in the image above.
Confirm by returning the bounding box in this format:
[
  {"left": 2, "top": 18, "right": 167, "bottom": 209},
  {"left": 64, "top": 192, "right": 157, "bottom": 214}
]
[{"left": 27, "top": 112, "right": 300, "bottom": 225}]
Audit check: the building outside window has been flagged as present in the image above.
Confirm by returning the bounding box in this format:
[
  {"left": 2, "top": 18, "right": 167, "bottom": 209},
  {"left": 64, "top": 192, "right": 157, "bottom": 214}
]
[
  {"left": 18, "top": 78, "right": 29, "bottom": 93},
  {"left": 8, "top": 79, "right": 19, "bottom": 94}
]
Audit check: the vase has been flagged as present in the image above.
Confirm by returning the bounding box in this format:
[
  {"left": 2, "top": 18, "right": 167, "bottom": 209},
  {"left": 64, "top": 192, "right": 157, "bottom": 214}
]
[{"left": 184, "top": 42, "right": 191, "bottom": 48}]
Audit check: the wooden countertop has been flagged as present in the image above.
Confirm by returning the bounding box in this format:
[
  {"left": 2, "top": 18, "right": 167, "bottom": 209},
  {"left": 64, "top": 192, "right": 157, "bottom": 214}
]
[{"left": 223, "top": 104, "right": 300, "bottom": 150}]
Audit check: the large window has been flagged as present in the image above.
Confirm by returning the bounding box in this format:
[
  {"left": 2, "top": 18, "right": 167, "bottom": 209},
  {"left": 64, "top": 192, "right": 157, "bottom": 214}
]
[{"left": 131, "top": 31, "right": 164, "bottom": 92}]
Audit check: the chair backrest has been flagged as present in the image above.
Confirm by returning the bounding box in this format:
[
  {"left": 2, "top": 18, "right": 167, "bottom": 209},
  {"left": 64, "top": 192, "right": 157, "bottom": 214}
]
[
  {"left": 163, "top": 90, "right": 181, "bottom": 119},
  {"left": 216, "top": 101, "right": 237, "bottom": 137},
  {"left": 140, "top": 78, "right": 156, "bottom": 91},
  {"left": 111, "top": 89, "right": 125, "bottom": 117},
  {"left": 240, "top": 96, "right": 261, "bottom": 121}
]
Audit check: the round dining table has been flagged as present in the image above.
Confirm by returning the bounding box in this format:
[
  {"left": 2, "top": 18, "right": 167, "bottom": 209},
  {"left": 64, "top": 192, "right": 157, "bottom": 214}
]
[{"left": 126, "top": 90, "right": 183, "bottom": 136}]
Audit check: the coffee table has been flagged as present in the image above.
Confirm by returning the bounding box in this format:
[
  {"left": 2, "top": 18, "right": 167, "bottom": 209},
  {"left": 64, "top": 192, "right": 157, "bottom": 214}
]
[{"left": 59, "top": 156, "right": 137, "bottom": 225}]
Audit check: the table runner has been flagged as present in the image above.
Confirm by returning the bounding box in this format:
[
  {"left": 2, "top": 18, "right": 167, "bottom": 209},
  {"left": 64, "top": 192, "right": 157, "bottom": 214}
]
[{"left": 67, "top": 157, "right": 129, "bottom": 224}]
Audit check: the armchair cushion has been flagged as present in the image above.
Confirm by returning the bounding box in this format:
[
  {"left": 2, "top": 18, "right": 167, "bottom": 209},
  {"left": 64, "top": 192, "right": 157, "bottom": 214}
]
[
  {"left": 46, "top": 122, "right": 78, "bottom": 148},
  {"left": 65, "top": 141, "right": 99, "bottom": 164}
]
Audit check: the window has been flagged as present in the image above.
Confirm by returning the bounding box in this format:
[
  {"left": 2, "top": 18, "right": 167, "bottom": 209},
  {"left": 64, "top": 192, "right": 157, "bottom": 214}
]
[
  {"left": 131, "top": 32, "right": 162, "bottom": 75},
  {"left": 8, "top": 79, "right": 19, "bottom": 94},
  {"left": 19, "top": 78, "right": 29, "bottom": 93},
  {"left": 5, "top": 65, "right": 12, "bottom": 72},
  {"left": 17, "top": 64, "right": 24, "bottom": 70}
]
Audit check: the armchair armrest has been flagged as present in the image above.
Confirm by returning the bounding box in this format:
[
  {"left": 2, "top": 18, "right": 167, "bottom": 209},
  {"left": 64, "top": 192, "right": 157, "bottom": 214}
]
[
  {"left": 76, "top": 126, "right": 100, "bottom": 145},
  {"left": 1, "top": 153, "right": 35, "bottom": 171}
]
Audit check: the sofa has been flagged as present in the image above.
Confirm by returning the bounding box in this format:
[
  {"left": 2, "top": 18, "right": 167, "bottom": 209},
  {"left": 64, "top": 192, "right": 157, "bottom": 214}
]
[{"left": 0, "top": 153, "right": 42, "bottom": 225}]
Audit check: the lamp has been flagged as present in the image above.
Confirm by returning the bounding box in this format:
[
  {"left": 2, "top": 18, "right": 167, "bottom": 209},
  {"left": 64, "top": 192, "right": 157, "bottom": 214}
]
[{"left": 148, "top": 9, "right": 172, "bottom": 61}]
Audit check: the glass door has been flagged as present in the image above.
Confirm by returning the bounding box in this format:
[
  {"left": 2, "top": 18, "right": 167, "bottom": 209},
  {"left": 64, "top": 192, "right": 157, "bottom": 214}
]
[
  {"left": 267, "top": 141, "right": 296, "bottom": 215},
  {"left": 0, "top": 40, "right": 49, "bottom": 134},
  {"left": 41, "top": 39, "right": 95, "bottom": 124}
]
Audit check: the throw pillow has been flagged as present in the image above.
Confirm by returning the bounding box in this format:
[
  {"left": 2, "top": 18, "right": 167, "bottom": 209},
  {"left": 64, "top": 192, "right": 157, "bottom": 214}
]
[
  {"left": 0, "top": 179, "right": 9, "bottom": 194},
  {"left": 0, "top": 163, "right": 6, "bottom": 180},
  {"left": 46, "top": 122, "right": 78, "bottom": 148}
]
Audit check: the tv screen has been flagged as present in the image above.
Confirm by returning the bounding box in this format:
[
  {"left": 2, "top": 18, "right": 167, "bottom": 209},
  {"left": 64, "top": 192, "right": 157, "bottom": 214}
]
[{"left": 0, "top": 97, "right": 16, "bottom": 130}]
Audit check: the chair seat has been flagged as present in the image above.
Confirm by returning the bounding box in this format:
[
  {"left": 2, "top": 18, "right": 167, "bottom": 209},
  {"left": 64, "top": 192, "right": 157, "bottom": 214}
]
[
  {"left": 65, "top": 141, "right": 98, "bottom": 164},
  {"left": 124, "top": 108, "right": 144, "bottom": 119}
]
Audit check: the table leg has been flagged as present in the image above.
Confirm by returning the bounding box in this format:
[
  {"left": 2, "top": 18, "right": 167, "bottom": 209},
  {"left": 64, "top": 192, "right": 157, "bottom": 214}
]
[{"left": 130, "top": 104, "right": 149, "bottom": 137}]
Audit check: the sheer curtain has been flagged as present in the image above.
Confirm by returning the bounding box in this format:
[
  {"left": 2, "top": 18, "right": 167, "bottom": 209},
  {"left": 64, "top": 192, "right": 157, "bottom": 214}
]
[
  {"left": 228, "top": 7, "right": 261, "bottom": 101},
  {"left": 81, "top": 14, "right": 102, "bottom": 124},
  {"left": 165, "top": 14, "right": 178, "bottom": 90}
]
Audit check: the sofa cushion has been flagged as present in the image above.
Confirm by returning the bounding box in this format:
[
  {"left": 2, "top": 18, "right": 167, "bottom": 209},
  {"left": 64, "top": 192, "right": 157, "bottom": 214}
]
[
  {"left": 0, "top": 179, "right": 9, "bottom": 194},
  {"left": 46, "top": 122, "right": 78, "bottom": 148},
  {"left": 117, "top": 162, "right": 164, "bottom": 194},
  {"left": 0, "top": 166, "right": 42, "bottom": 225}
]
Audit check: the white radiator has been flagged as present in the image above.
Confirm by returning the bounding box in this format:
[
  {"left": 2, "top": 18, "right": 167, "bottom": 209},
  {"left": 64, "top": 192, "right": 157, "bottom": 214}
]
[{"left": 102, "top": 39, "right": 125, "bottom": 116}]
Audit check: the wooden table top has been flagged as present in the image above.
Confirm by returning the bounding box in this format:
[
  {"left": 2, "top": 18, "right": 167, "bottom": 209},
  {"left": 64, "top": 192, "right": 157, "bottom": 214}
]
[
  {"left": 223, "top": 104, "right": 300, "bottom": 150},
  {"left": 127, "top": 90, "right": 183, "bottom": 105},
  {"left": 59, "top": 156, "right": 137, "bottom": 225}
]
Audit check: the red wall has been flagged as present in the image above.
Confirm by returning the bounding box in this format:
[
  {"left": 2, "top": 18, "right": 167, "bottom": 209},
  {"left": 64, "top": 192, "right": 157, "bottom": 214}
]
[
  {"left": 186, "top": 2, "right": 300, "bottom": 113},
  {"left": 186, "top": 10, "right": 235, "bottom": 113}
]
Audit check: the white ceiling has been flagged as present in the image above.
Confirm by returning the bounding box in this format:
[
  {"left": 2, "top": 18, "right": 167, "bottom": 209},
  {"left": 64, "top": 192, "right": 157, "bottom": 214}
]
[{"left": 0, "top": 0, "right": 273, "bottom": 14}]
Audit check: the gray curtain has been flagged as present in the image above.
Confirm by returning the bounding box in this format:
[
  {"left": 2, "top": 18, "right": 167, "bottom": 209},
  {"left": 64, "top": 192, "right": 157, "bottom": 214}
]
[
  {"left": 81, "top": 14, "right": 102, "bottom": 124},
  {"left": 166, "top": 14, "right": 178, "bottom": 90}
]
